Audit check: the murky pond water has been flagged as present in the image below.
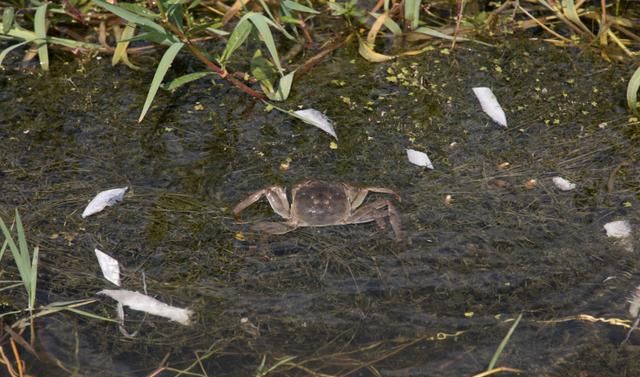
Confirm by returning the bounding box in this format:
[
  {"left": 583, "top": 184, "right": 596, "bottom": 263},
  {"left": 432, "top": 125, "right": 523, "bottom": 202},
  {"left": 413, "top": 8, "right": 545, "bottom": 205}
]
[{"left": 1, "top": 38, "right": 639, "bottom": 376}]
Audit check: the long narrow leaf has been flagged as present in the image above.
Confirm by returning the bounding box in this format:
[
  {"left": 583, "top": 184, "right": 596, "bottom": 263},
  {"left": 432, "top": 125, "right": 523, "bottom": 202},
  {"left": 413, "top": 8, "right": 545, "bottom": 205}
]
[
  {"left": 92, "top": 0, "right": 169, "bottom": 37},
  {"left": 34, "top": 3, "right": 49, "bottom": 70},
  {"left": 626, "top": 65, "right": 640, "bottom": 114},
  {"left": 2, "top": 7, "right": 15, "bottom": 32},
  {"left": 112, "top": 24, "right": 138, "bottom": 69},
  {"left": 283, "top": 0, "right": 319, "bottom": 14},
  {"left": 248, "top": 13, "right": 283, "bottom": 73},
  {"left": 14, "top": 211, "right": 29, "bottom": 271},
  {"left": 163, "top": 71, "right": 214, "bottom": 91},
  {"left": 404, "top": 0, "right": 421, "bottom": 29},
  {"left": 29, "top": 246, "right": 39, "bottom": 310},
  {"left": 138, "top": 42, "right": 184, "bottom": 122},
  {"left": 370, "top": 12, "right": 402, "bottom": 36},
  {"left": 488, "top": 313, "right": 523, "bottom": 370},
  {"left": 0, "top": 40, "right": 32, "bottom": 67},
  {"left": 264, "top": 70, "right": 295, "bottom": 101},
  {"left": 220, "top": 16, "right": 252, "bottom": 65}
]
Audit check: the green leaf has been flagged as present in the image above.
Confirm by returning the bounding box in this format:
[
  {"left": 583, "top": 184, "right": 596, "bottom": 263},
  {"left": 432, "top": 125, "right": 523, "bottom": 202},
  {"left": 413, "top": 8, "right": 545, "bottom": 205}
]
[
  {"left": 2, "top": 7, "right": 15, "bottom": 32},
  {"left": 0, "top": 40, "right": 31, "bottom": 67},
  {"left": 123, "top": 30, "right": 171, "bottom": 45},
  {"left": 138, "top": 42, "right": 184, "bottom": 122},
  {"left": 404, "top": 0, "right": 421, "bottom": 29},
  {"left": 117, "top": 3, "right": 162, "bottom": 19},
  {"left": 251, "top": 49, "right": 276, "bottom": 86},
  {"left": 627, "top": 65, "right": 640, "bottom": 115},
  {"left": 166, "top": 2, "right": 184, "bottom": 32},
  {"left": 247, "top": 13, "right": 283, "bottom": 73},
  {"left": 414, "top": 26, "right": 465, "bottom": 41},
  {"left": 112, "top": 23, "right": 136, "bottom": 66},
  {"left": 264, "top": 70, "right": 295, "bottom": 101},
  {"left": 283, "top": 0, "right": 319, "bottom": 14},
  {"left": 487, "top": 313, "right": 523, "bottom": 370},
  {"left": 163, "top": 71, "right": 214, "bottom": 91},
  {"left": 220, "top": 16, "right": 252, "bottom": 65},
  {"left": 370, "top": 12, "right": 401, "bottom": 35},
  {"left": 34, "top": 3, "right": 49, "bottom": 71},
  {"left": 29, "top": 246, "right": 39, "bottom": 310},
  {"left": 92, "top": 0, "right": 169, "bottom": 37}
]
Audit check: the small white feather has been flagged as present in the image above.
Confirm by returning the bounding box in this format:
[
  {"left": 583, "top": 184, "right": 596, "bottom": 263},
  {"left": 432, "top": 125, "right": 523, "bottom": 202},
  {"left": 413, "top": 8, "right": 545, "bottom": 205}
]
[
  {"left": 406, "top": 149, "right": 434, "bottom": 169},
  {"left": 82, "top": 187, "right": 128, "bottom": 218},
  {"left": 94, "top": 248, "right": 121, "bottom": 287},
  {"left": 552, "top": 176, "right": 576, "bottom": 191},
  {"left": 604, "top": 220, "right": 632, "bottom": 239},
  {"left": 98, "top": 289, "right": 193, "bottom": 325},
  {"left": 293, "top": 109, "right": 337, "bottom": 139},
  {"left": 472, "top": 87, "right": 507, "bottom": 127}
]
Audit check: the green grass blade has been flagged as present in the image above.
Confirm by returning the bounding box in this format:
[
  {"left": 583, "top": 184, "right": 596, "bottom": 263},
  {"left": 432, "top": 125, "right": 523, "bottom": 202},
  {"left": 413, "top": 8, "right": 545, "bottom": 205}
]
[
  {"left": 0, "top": 233, "right": 9, "bottom": 262},
  {"left": 0, "top": 40, "right": 31, "bottom": 67},
  {"left": 117, "top": 3, "right": 162, "bottom": 19},
  {"left": 488, "top": 312, "right": 523, "bottom": 370},
  {"left": 29, "top": 246, "right": 39, "bottom": 310},
  {"left": 283, "top": 0, "right": 319, "bottom": 14},
  {"left": 0, "top": 217, "right": 19, "bottom": 263},
  {"left": 626, "top": 65, "right": 640, "bottom": 115},
  {"left": 92, "top": 0, "right": 166, "bottom": 35},
  {"left": 370, "top": 12, "right": 402, "bottom": 35},
  {"left": 2, "top": 7, "right": 15, "bottom": 32},
  {"left": 112, "top": 23, "right": 136, "bottom": 66},
  {"left": 220, "top": 15, "right": 252, "bottom": 65},
  {"left": 0, "top": 213, "right": 32, "bottom": 306},
  {"left": 265, "top": 70, "right": 295, "bottom": 101},
  {"left": 248, "top": 13, "right": 283, "bottom": 73},
  {"left": 34, "top": 3, "right": 49, "bottom": 71},
  {"left": 404, "top": 0, "right": 421, "bottom": 29},
  {"left": 14, "top": 210, "right": 29, "bottom": 267},
  {"left": 163, "top": 71, "right": 214, "bottom": 91},
  {"left": 138, "top": 42, "right": 184, "bottom": 122}
]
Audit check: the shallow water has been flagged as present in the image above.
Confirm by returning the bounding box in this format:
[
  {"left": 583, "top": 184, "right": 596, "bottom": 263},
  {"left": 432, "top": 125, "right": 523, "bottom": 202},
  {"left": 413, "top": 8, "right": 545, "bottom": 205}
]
[{"left": 1, "top": 38, "right": 639, "bottom": 376}]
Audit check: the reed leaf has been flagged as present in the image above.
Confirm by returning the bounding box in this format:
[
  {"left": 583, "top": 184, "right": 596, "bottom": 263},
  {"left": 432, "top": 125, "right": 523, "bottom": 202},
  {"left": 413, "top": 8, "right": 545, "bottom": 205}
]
[
  {"left": 0, "top": 211, "right": 38, "bottom": 311},
  {"left": 138, "top": 42, "right": 184, "bottom": 122},
  {"left": 34, "top": 3, "right": 49, "bottom": 71},
  {"left": 626, "top": 65, "right": 640, "bottom": 114},
  {"left": 2, "top": 7, "right": 15, "bottom": 32},
  {"left": 488, "top": 313, "right": 523, "bottom": 370}
]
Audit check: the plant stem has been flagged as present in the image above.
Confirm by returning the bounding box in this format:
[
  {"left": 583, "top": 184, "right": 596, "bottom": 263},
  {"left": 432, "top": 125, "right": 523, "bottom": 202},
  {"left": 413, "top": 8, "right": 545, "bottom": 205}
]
[{"left": 161, "top": 21, "right": 266, "bottom": 100}]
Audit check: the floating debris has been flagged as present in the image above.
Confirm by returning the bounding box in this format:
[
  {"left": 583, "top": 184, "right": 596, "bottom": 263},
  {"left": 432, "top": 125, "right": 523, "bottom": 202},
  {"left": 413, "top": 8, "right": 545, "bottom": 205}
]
[
  {"left": 472, "top": 87, "right": 507, "bottom": 127},
  {"left": 604, "top": 220, "right": 631, "bottom": 239},
  {"left": 604, "top": 220, "right": 633, "bottom": 252},
  {"left": 99, "top": 289, "right": 193, "bottom": 326},
  {"left": 406, "top": 149, "right": 434, "bottom": 169},
  {"left": 552, "top": 176, "right": 576, "bottom": 191},
  {"left": 94, "top": 248, "right": 120, "bottom": 286},
  {"left": 82, "top": 187, "right": 128, "bottom": 218},
  {"left": 292, "top": 108, "right": 337, "bottom": 139}
]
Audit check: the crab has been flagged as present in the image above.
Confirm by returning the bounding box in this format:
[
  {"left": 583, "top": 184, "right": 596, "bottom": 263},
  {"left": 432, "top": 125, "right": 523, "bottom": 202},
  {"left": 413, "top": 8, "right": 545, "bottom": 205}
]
[{"left": 232, "top": 180, "right": 403, "bottom": 240}]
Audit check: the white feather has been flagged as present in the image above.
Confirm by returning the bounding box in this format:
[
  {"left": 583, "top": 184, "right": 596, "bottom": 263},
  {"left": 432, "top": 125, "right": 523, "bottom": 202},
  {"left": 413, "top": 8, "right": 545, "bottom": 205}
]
[
  {"left": 472, "top": 87, "right": 507, "bottom": 127},
  {"left": 406, "top": 149, "right": 434, "bottom": 169},
  {"left": 552, "top": 177, "right": 576, "bottom": 191},
  {"left": 99, "top": 289, "right": 193, "bottom": 325},
  {"left": 94, "top": 248, "right": 121, "bottom": 286},
  {"left": 293, "top": 109, "right": 337, "bottom": 139},
  {"left": 82, "top": 187, "right": 128, "bottom": 218}
]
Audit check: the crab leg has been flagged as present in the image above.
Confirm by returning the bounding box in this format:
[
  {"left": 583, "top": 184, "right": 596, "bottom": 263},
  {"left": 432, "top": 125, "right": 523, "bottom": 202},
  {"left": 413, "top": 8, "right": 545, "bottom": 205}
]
[
  {"left": 349, "top": 187, "right": 401, "bottom": 208},
  {"left": 344, "top": 199, "right": 403, "bottom": 240},
  {"left": 232, "top": 186, "right": 291, "bottom": 219}
]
